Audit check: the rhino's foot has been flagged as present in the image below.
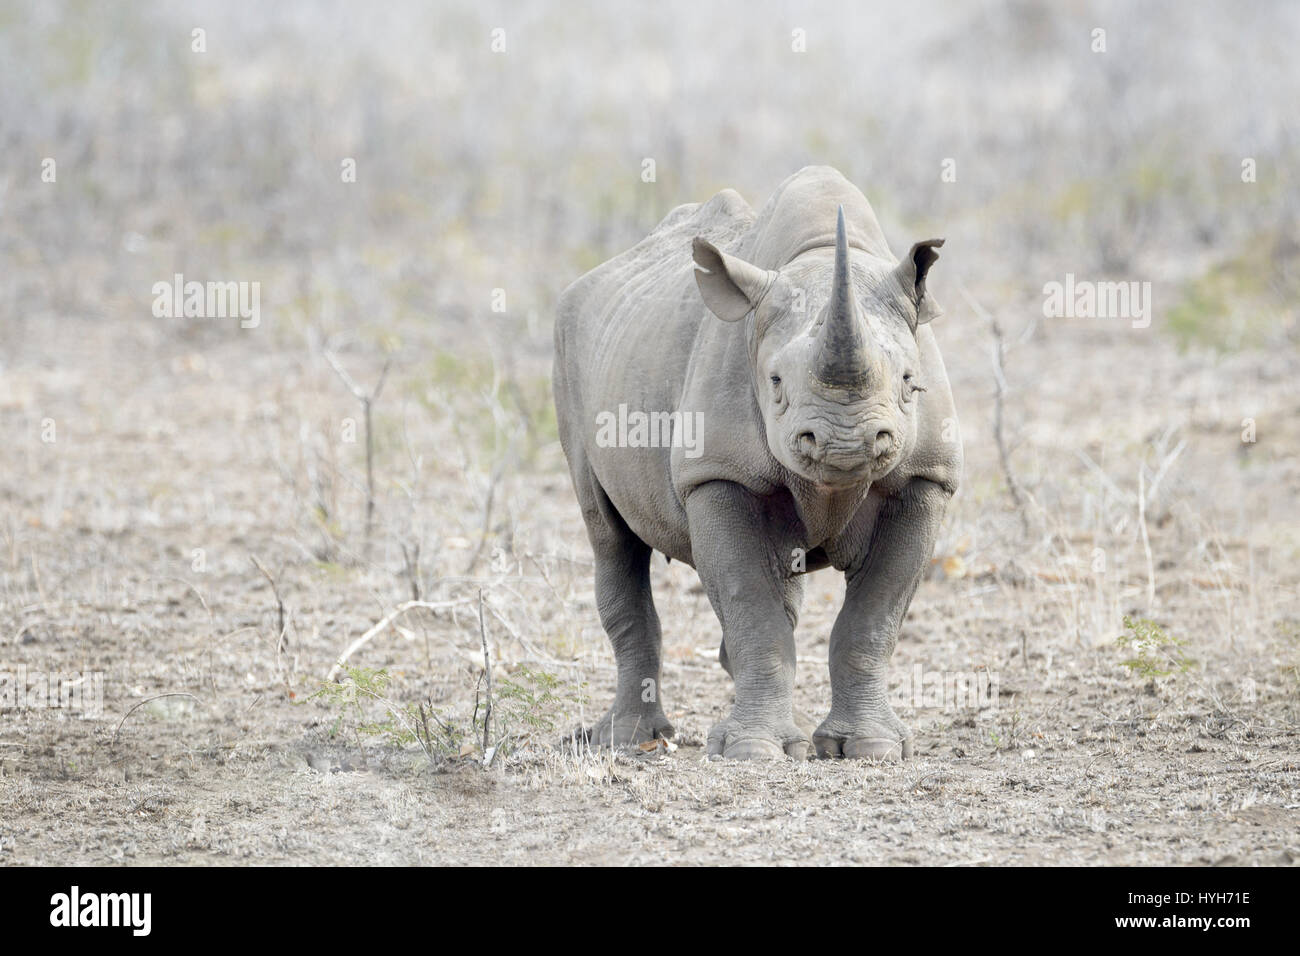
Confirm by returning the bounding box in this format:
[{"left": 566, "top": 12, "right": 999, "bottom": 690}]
[
  {"left": 813, "top": 708, "right": 913, "bottom": 761},
  {"left": 586, "top": 706, "right": 674, "bottom": 748},
  {"left": 707, "top": 716, "right": 811, "bottom": 761}
]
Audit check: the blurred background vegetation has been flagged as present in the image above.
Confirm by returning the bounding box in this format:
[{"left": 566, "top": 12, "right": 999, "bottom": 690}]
[
  {"left": 2, "top": 0, "right": 1299, "bottom": 600},
  {"left": 4, "top": 0, "right": 1297, "bottom": 359}
]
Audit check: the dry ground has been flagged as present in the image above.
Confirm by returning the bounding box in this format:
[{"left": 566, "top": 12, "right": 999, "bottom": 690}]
[{"left": 1, "top": 302, "right": 1297, "bottom": 866}]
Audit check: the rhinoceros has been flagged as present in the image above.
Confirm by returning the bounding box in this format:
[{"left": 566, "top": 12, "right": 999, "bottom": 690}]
[{"left": 552, "top": 166, "right": 961, "bottom": 760}]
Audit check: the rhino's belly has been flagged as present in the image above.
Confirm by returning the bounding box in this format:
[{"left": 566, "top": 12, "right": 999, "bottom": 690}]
[{"left": 587, "top": 439, "right": 695, "bottom": 563}]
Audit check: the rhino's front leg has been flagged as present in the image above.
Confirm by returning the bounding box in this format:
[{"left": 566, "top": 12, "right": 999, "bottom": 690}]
[
  {"left": 686, "top": 481, "right": 809, "bottom": 760},
  {"left": 816, "top": 478, "right": 950, "bottom": 761}
]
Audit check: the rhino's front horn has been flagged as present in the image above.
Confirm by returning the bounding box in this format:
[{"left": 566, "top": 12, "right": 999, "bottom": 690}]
[{"left": 812, "top": 206, "right": 870, "bottom": 388}]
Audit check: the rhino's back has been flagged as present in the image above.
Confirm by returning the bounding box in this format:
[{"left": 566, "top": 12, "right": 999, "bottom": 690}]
[
  {"left": 554, "top": 187, "right": 757, "bottom": 423},
  {"left": 555, "top": 189, "right": 755, "bottom": 363}
]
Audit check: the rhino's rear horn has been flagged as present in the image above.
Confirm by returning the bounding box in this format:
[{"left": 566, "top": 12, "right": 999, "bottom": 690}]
[{"left": 812, "top": 206, "right": 870, "bottom": 388}]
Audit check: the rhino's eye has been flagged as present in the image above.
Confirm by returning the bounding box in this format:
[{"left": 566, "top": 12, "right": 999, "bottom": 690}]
[{"left": 769, "top": 374, "right": 788, "bottom": 411}]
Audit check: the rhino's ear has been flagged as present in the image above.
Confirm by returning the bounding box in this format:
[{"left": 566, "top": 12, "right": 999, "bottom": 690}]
[
  {"left": 692, "top": 238, "right": 776, "bottom": 322},
  {"left": 892, "top": 238, "right": 945, "bottom": 330}
]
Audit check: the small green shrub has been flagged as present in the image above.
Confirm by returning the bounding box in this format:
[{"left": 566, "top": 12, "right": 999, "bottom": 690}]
[
  {"left": 495, "top": 665, "right": 588, "bottom": 749},
  {"left": 1117, "top": 616, "right": 1195, "bottom": 679},
  {"left": 309, "top": 664, "right": 587, "bottom": 764}
]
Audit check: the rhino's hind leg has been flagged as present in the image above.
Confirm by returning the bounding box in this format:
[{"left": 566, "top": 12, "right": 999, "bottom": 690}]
[
  {"left": 574, "top": 471, "right": 674, "bottom": 748},
  {"left": 589, "top": 533, "right": 674, "bottom": 746}
]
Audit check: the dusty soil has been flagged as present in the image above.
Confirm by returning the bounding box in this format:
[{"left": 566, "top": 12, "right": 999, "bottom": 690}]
[{"left": 1, "top": 308, "right": 1297, "bottom": 866}]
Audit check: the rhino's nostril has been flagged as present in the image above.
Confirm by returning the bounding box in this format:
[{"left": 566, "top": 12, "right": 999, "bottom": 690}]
[
  {"left": 797, "top": 431, "right": 821, "bottom": 460},
  {"left": 872, "top": 429, "right": 895, "bottom": 459}
]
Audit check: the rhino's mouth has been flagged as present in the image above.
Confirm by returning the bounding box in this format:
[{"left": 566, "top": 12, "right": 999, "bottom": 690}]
[
  {"left": 785, "top": 418, "right": 900, "bottom": 487},
  {"left": 795, "top": 451, "right": 898, "bottom": 489}
]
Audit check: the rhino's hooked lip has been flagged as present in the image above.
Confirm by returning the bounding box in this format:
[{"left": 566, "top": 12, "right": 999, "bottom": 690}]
[{"left": 798, "top": 454, "right": 891, "bottom": 490}]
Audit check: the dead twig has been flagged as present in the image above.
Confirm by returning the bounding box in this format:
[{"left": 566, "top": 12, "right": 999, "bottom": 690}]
[
  {"left": 249, "top": 555, "right": 287, "bottom": 650},
  {"left": 1074, "top": 448, "right": 1129, "bottom": 504},
  {"left": 478, "top": 589, "right": 493, "bottom": 763},
  {"left": 325, "top": 597, "right": 478, "bottom": 681},
  {"left": 464, "top": 455, "right": 507, "bottom": 575},
  {"left": 1137, "top": 468, "right": 1156, "bottom": 614},
  {"left": 112, "top": 693, "right": 198, "bottom": 743},
  {"left": 400, "top": 541, "right": 422, "bottom": 601},
  {"left": 962, "top": 285, "right": 1031, "bottom": 537},
  {"left": 1143, "top": 437, "right": 1186, "bottom": 515},
  {"left": 323, "top": 348, "right": 391, "bottom": 557}
]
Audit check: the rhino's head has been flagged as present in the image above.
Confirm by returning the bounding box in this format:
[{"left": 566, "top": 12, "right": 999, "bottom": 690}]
[{"left": 693, "top": 207, "right": 943, "bottom": 489}]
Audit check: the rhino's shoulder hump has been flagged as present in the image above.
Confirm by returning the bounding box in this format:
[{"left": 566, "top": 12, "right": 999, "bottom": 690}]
[
  {"left": 627, "top": 188, "right": 756, "bottom": 266},
  {"left": 687, "top": 188, "right": 755, "bottom": 232}
]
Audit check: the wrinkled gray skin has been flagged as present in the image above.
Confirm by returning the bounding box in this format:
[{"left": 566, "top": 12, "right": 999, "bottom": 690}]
[{"left": 553, "top": 167, "right": 962, "bottom": 760}]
